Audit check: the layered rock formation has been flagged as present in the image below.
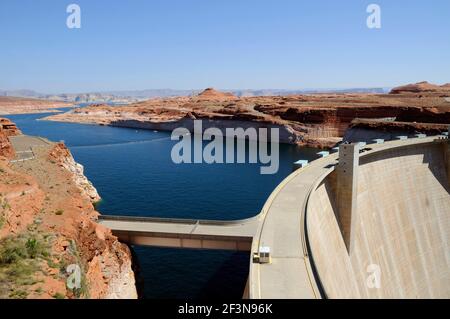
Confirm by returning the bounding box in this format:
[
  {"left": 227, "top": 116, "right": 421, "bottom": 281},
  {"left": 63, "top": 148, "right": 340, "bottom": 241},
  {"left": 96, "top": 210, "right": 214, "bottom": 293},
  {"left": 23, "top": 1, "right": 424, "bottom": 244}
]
[
  {"left": 45, "top": 83, "right": 450, "bottom": 148},
  {"left": 0, "top": 120, "right": 137, "bottom": 299},
  {"left": 0, "top": 118, "right": 21, "bottom": 158},
  {"left": 0, "top": 97, "right": 72, "bottom": 115}
]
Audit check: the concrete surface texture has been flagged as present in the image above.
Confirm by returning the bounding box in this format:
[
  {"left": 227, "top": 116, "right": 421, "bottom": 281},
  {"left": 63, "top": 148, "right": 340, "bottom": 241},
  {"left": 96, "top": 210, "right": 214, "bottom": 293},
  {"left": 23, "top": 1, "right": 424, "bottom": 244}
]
[
  {"left": 336, "top": 143, "right": 360, "bottom": 252},
  {"left": 307, "top": 140, "right": 450, "bottom": 298}
]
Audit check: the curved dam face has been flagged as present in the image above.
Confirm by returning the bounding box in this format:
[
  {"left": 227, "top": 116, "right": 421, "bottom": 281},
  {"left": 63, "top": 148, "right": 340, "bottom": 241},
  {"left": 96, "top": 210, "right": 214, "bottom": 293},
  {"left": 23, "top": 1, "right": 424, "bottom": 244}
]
[{"left": 307, "top": 141, "right": 450, "bottom": 298}]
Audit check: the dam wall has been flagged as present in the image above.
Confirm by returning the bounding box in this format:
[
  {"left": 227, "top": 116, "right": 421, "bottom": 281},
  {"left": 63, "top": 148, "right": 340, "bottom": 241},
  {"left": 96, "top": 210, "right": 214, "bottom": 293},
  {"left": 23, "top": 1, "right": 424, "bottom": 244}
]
[{"left": 307, "top": 141, "right": 450, "bottom": 298}]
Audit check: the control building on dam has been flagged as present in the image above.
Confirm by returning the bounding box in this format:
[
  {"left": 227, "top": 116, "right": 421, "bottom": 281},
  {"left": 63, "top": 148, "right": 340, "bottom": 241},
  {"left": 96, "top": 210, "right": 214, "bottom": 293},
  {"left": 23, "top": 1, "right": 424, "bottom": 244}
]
[{"left": 100, "top": 132, "right": 450, "bottom": 299}]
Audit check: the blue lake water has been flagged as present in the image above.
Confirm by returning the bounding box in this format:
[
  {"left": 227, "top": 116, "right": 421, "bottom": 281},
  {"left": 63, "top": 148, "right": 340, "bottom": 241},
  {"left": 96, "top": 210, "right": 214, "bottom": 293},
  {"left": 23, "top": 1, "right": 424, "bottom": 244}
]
[{"left": 4, "top": 110, "right": 319, "bottom": 298}]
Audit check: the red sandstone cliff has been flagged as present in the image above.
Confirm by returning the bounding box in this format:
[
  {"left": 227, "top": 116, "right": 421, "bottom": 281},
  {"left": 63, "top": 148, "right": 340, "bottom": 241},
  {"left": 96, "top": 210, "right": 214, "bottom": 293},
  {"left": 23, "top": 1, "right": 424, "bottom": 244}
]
[
  {"left": 0, "top": 118, "right": 21, "bottom": 159},
  {"left": 0, "top": 120, "right": 137, "bottom": 299}
]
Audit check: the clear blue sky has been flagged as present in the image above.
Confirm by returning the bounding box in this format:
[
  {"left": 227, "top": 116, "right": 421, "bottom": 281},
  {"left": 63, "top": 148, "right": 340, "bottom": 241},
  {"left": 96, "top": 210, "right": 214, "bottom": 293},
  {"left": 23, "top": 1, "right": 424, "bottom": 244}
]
[{"left": 0, "top": 0, "right": 449, "bottom": 93}]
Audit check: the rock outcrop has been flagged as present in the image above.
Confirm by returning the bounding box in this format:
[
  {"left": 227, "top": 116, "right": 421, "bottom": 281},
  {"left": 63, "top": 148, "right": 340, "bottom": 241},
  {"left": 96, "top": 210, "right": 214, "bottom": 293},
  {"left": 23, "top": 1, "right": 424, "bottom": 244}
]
[
  {"left": 48, "top": 143, "right": 101, "bottom": 202},
  {"left": 0, "top": 120, "right": 137, "bottom": 299},
  {"left": 45, "top": 84, "right": 450, "bottom": 149},
  {"left": 0, "top": 118, "right": 21, "bottom": 159},
  {"left": 0, "top": 133, "right": 13, "bottom": 159},
  {"left": 0, "top": 118, "right": 22, "bottom": 136}
]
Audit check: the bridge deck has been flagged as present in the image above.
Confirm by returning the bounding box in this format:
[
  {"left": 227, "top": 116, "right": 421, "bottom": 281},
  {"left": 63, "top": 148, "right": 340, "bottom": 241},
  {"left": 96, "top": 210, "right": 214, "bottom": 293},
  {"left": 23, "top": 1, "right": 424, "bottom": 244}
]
[{"left": 99, "top": 216, "right": 258, "bottom": 251}]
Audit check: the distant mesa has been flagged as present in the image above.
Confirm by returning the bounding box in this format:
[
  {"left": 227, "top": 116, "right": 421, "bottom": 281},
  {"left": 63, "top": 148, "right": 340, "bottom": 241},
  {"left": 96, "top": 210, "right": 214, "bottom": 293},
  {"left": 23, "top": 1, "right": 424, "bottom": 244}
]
[
  {"left": 390, "top": 81, "right": 450, "bottom": 94},
  {"left": 196, "top": 88, "right": 237, "bottom": 100}
]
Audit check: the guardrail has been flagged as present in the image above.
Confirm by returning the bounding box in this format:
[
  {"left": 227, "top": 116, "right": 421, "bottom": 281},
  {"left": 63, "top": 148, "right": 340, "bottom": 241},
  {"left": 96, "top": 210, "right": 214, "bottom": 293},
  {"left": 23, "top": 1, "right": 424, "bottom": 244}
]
[{"left": 98, "top": 214, "right": 257, "bottom": 227}]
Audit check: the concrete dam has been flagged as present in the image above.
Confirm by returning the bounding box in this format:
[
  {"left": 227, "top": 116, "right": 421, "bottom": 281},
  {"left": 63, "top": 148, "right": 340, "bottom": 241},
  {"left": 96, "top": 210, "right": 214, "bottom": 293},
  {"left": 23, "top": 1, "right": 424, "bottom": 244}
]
[
  {"left": 100, "top": 134, "right": 450, "bottom": 299},
  {"left": 306, "top": 138, "right": 450, "bottom": 298}
]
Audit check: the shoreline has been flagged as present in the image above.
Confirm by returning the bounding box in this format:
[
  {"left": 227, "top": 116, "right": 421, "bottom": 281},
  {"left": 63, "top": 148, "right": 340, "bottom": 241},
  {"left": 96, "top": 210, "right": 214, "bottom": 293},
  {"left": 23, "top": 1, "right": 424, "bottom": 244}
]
[
  {"left": 0, "top": 109, "right": 64, "bottom": 116},
  {"left": 0, "top": 96, "right": 74, "bottom": 115},
  {"left": 42, "top": 115, "right": 342, "bottom": 149}
]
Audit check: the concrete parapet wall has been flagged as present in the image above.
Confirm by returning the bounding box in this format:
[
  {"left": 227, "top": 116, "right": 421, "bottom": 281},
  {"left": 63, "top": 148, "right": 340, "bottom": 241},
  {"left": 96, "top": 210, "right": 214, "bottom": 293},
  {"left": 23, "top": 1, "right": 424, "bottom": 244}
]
[{"left": 307, "top": 141, "right": 450, "bottom": 298}]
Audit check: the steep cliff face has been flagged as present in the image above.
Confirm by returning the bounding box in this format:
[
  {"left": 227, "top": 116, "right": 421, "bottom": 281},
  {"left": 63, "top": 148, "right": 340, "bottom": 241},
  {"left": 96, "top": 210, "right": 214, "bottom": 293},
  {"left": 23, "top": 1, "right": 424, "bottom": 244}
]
[
  {"left": 48, "top": 143, "right": 101, "bottom": 203},
  {"left": 0, "top": 132, "right": 14, "bottom": 159},
  {"left": 0, "top": 118, "right": 21, "bottom": 159},
  {"left": 0, "top": 121, "right": 137, "bottom": 299}
]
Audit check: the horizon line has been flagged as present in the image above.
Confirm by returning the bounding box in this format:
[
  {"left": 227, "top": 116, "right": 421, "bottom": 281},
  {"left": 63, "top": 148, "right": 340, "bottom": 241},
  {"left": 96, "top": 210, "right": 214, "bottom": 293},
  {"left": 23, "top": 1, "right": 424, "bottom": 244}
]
[{"left": 0, "top": 85, "right": 395, "bottom": 96}]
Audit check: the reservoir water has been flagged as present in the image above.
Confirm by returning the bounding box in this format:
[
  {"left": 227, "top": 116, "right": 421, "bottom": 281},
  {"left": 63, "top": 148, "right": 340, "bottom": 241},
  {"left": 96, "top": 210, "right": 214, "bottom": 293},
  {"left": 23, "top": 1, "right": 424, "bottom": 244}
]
[{"left": 4, "top": 110, "right": 319, "bottom": 298}]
